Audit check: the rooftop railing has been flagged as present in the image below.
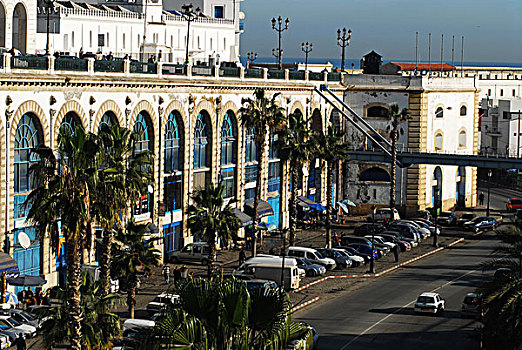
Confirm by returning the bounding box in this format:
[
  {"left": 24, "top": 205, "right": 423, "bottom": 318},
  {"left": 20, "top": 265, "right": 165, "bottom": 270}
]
[
  {"left": 244, "top": 68, "right": 263, "bottom": 78},
  {"left": 54, "top": 58, "right": 88, "bottom": 71},
  {"left": 130, "top": 61, "right": 157, "bottom": 74},
  {"left": 162, "top": 63, "right": 186, "bottom": 75},
  {"left": 94, "top": 60, "right": 124, "bottom": 73},
  {"left": 267, "top": 69, "right": 285, "bottom": 79},
  {"left": 11, "top": 56, "right": 48, "bottom": 70},
  {"left": 219, "top": 66, "right": 240, "bottom": 78}
]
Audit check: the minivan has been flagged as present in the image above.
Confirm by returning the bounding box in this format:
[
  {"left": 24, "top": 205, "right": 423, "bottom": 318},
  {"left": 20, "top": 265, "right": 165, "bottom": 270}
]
[
  {"left": 233, "top": 263, "right": 300, "bottom": 290},
  {"left": 168, "top": 242, "right": 212, "bottom": 264},
  {"left": 286, "top": 247, "right": 336, "bottom": 270}
]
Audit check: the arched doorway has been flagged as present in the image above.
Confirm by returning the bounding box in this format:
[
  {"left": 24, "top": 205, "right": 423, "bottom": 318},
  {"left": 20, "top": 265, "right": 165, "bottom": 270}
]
[
  {"left": 309, "top": 109, "right": 322, "bottom": 202},
  {"left": 0, "top": 2, "right": 6, "bottom": 48},
  {"left": 12, "top": 3, "right": 27, "bottom": 54},
  {"left": 432, "top": 166, "right": 442, "bottom": 209},
  {"left": 193, "top": 111, "right": 212, "bottom": 189},
  {"left": 133, "top": 111, "right": 154, "bottom": 217},
  {"left": 220, "top": 110, "right": 237, "bottom": 200},
  {"left": 456, "top": 166, "right": 466, "bottom": 208}
]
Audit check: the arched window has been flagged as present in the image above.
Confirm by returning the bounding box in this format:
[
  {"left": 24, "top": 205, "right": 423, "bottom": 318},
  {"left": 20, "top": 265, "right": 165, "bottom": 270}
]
[
  {"left": 14, "top": 113, "right": 42, "bottom": 217},
  {"left": 220, "top": 112, "right": 236, "bottom": 166},
  {"left": 366, "top": 105, "right": 389, "bottom": 119},
  {"left": 98, "top": 111, "right": 118, "bottom": 131},
  {"left": 133, "top": 112, "right": 153, "bottom": 153},
  {"left": 434, "top": 132, "right": 443, "bottom": 151},
  {"left": 0, "top": 2, "right": 6, "bottom": 48},
  {"left": 194, "top": 112, "right": 210, "bottom": 169},
  {"left": 460, "top": 105, "right": 467, "bottom": 116},
  {"left": 12, "top": 3, "right": 27, "bottom": 54},
  {"left": 359, "top": 167, "right": 391, "bottom": 182},
  {"left": 435, "top": 106, "right": 444, "bottom": 118},
  {"left": 245, "top": 128, "right": 257, "bottom": 163},
  {"left": 60, "top": 112, "right": 81, "bottom": 135},
  {"left": 165, "top": 110, "right": 182, "bottom": 173},
  {"left": 459, "top": 130, "right": 466, "bottom": 148},
  {"left": 311, "top": 109, "right": 322, "bottom": 132}
]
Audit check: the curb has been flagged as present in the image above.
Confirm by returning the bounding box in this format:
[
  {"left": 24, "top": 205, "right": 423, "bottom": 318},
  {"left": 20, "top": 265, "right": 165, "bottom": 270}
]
[
  {"left": 292, "top": 237, "right": 465, "bottom": 293},
  {"left": 290, "top": 296, "right": 320, "bottom": 314}
]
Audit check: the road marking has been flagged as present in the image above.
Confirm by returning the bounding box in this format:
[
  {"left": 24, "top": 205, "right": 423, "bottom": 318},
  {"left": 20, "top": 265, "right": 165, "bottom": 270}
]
[{"left": 339, "top": 268, "right": 479, "bottom": 350}]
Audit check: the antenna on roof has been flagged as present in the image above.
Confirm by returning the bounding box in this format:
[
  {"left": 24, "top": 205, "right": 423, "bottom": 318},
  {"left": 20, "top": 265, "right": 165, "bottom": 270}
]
[
  {"left": 451, "top": 35, "right": 455, "bottom": 77},
  {"left": 415, "top": 31, "right": 418, "bottom": 74},
  {"left": 428, "top": 33, "right": 432, "bottom": 75},
  {"left": 460, "top": 36, "right": 464, "bottom": 75},
  {"left": 440, "top": 34, "right": 444, "bottom": 73}
]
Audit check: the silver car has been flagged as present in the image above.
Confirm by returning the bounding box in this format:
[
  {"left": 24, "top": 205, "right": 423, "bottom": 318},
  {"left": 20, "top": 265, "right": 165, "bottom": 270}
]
[{"left": 168, "top": 243, "right": 212, "bottom": 264}]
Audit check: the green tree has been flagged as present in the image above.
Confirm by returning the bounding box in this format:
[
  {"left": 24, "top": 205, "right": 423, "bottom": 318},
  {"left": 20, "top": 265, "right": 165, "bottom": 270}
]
[
  {"left": 386, "top": 104, "right": 409, "bottom": 222},
  {"left": 26, "top": 126, "right": 100, "bottom": 350},
  {"left": 111, "top": 219, "right": 161, "bottom": 318},
  {"left": 276, "top": 109, "right": 318, "bottom": 246},
  {"left": 39, "top": 274, "right": 123, "bottom": 349},
  {"left": 95, "top": 124, "right": 153, "bottom": 296},
  {"left": 187, "top": 184, "right": 241, "bottom": 278},
  {"left": 315, "top": 125, "right": 350, "bottom": 248},
  {"left": 240, "top": 88, "right": 285, "bottom": 256}
]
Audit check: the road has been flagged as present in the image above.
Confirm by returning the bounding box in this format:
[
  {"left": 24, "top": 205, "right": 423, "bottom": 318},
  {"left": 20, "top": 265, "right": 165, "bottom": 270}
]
[{"left": 295, "top": 233, "right": 496, "bottom": 350}]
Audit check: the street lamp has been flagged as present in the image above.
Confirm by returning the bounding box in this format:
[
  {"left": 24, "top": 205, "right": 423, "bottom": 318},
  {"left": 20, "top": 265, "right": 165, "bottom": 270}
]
[
  {"left": 44, "top": 0, "right": 55, "bottom": 55},
  {"left": 370, "top": 205, "right": 376, "bottom": 274},
  {"left": 271, "top": 16, "right": 290, "bottom": 70},
  {"left": 487, "top": 169, "right": 492, "bottom": 216},
  {"left": 336, "top": 28, "right": 352, "bottom": 72},
  {"left": 247, "top": 52, "right": 258, "bottom": 63},
  {"left": 301, "top": 42, "right": 313, "bottom": 71},
  {"left": 433, "top": 188, "right": 440, "bottom": 248},
  {"left": 272, "top": 48, "right": 283, "bottom": 63},
  {"left": 280, "top": 228, "right": 288, "bottom": 288},
  {"left": 181, "top": 4, "right": 201, "bottom": 65}
]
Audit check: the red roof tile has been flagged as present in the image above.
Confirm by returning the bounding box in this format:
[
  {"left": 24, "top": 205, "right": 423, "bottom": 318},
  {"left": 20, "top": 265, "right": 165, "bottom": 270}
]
[{"left": 390, "top": 62, "right": 455, "bottom": 71}]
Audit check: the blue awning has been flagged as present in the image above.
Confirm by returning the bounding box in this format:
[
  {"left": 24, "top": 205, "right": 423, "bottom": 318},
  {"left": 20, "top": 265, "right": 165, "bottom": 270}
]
[
  {"left": 297, "top": 196, "right": 326, "bottom": 212},
  {"left": 233, "top": 208, "right": 253, "bottom": 227},
  {"left": 244, "top": 200, "right": 274, "bottom": 219},
  {"left": 0, "top": 253, "right": 19, "bottom": 278},
  {"left": 337, "top": 202, "right": 349, "bottom": 214}
]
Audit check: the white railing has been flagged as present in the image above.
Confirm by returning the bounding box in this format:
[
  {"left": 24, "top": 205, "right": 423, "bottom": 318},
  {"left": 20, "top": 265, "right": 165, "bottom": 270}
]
[
  {"left": 59, "top": 7, "right": 144, "bottom": 19},
  {"left": 162, "top": 14, "right": 234, "bottom": 25}
]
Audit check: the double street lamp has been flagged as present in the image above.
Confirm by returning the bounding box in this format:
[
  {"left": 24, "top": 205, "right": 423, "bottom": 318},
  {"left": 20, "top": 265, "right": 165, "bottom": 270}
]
[
  {"left": 44, "top": 0, "right": 55, "bottom": 55},
  {"left": 247, "top": 52, "right": 258, "bottom": 63},
  {"left": 181, "top": 4, "right": 201, "bottom": 65},
  {"left": 301, "top": 42, "right": 313, "bottom": 71},
  {"left": 370, "top": 205, "right": 376, "bottom": 274},
  {"left": 271, "top": 16, "right": 290, "bottom": 70},
  {"left": 487, "top": 169, "right": 493, "bottom": 217},
  {"left": 336, "top": 28, "right": 352, "bottom": 72}
]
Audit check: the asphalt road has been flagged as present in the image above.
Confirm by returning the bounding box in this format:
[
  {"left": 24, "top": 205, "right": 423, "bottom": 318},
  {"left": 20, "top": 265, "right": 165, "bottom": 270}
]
[{"left": 294, "top": 233, "right": 497, "bottom": 350}]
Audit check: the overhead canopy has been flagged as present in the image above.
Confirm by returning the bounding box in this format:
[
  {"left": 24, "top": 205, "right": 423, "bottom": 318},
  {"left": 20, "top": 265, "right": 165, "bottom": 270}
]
[
  {"left": 7, "top": 274, "right": 47, "bottom": 287},
  {"left": 244, "top": 200, "right": 274, "bottom": 219},
  {"left": 0, "top": 253, "right": 19, "bottom": 278},
  {"left": 233, "top": 208, "right": 253, "bottom": 227},
  {"left": 297, "top": 196, "right": 326, "bottom": 212},
  {"left": 342, "top": 199, "right": 356, "bottom": 207},
  {"left": 337, "top": 202, "right": 349, "bottom": 214}
]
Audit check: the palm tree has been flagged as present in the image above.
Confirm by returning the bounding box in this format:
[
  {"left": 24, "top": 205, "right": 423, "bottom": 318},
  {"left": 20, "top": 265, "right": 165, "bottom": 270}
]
[
  {"left": 111, "top": 219, "right": 161, "bottom": 319},
  {"left": 95, "top": 124, "right": 153, "bottom": 296},
  {"left": 240, "top": 88, "right": 285, "bottom": 256},
  {"left": 187, "top": 184, "right": 241, "bottom": 278},
  {"left": 276, "top": 109, "right": 318, "bottom": 246},
  {"left": 39, "top": 274, "right": 123, "bottom": 349},
  {"left": 316, "top": 125, "right": 350, "bottom": 248},
  {"left": 386, "top": 104, "right": 409, "bottom": 222},
  {"left": 26, "top": 126, "right": 100, "bottom": 350}
]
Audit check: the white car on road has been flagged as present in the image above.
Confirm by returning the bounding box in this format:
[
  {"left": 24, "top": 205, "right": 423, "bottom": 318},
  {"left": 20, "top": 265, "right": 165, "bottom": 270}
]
[{"left": 414, "top": 292, "right": 445, "bottom": 315}]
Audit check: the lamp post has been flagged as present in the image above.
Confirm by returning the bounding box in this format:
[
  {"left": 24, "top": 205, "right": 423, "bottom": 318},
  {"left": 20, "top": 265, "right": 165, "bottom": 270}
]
[
  {"left": 280, "top": 228, "right": 288, "bottom": 288},
  {"left": 370, "top": 205, "right": 376, "bottom": 274},
  {"left": 247, "top": 52, "right": 257, "bottom": 63},
  {"left": 271, "top": 16, "right": 289, "bottom": 70},
  {"left": 181, "top": 4, "right": 201, "bottom": 65},
  {"left": 45, "top": 0, "right": 55, "bottom": 55},
  {"left": 301, "top": 42, "right": 313, "bottom": 71},
  {"left": 433, "top": 188, "right": 440, "bottom": 248},
  {"left": 487, "top": 169, "right": 492, "bottom": 216},
  {"left": 272, "top": 48, "right": 283, "bottom": 64},
  {"left": 336, "top": 28, "right": 352, "bottom": 72}
]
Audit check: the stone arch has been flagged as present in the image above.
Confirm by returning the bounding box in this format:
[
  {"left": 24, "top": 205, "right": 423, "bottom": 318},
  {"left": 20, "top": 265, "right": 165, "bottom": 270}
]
[
  {"left": 192, "top": 99, "right": 216, "bottom": 133},
  {"left": 54, "top": 100, "right": 87, "bottom": 142},
  {"left": 10, "top": 101, "right": 49, "bottom": 147},
  {"left": 434, "top": 129, "right": 444, "bottom": 151},
  {"left": 364, "top": 102, "right": 389, "bottom": 119},
  {"left": 458, "top": 127, "right": 467, "bottom": 148},
  {"left": 359, "top": 166, "right": 390, "bottom": 182},
  {"left": 12, "top": 2, "right": 27, "bottom": 54},
  {"left": 162, "top": 99, "right": 187, "bottom": 133},
  {"left": 129, "top": 100, "right": 157, "bottom": 134},
  {"left": 94, "top": 100, "right": 124, "bottom": 130},
  {"left": 311, "top": 108, "right": 323, "bottom": 132},
  {"left": 289, "top": 101, "right": 304, "bottom": 115},
  {"left": 218, "top": 100, "right": 239, "bottom": 131},
  {"left": 0, "top": 1, "right": 6, "bottom": 48}
]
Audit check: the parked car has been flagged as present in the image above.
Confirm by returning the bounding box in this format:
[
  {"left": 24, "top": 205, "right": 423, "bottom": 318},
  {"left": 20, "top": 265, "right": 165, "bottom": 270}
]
[
  {"left": 457, "top": 213, "right": 476, "bottom": 226},
  {"left": 388, "top": 223, "right": 421, "bottom": 243},
  {"left": 294, "top": 257, "right": 326, "bottom": 277},
  {"left": 436, "top": 211, "right": 457, "bottom": 226},
  {"left": 346, "top": 243, "right": 380, "bottom": 259},
  {"left": 333, "top": 248, "right": 365, "bottom": 266},
  {"left": 146, "top": 293, "right": 181, "bottom": 316},
  {"left": 506, "top": 197, "right": 522, "bottom": 212},
  {"left": 414, "top": 210, "right": 432, "bottom": 221},
  {"left": 414, "top": 292, "right": 445, "bottom": 315},
  {"left": 0, "top": 334, "right": 10, "bottom": 349},
  {"left": 366, "top": 208, "right": 400, "bottom": 222},
  {"left": 340, "top": 235, "right": 373, "bottom": 247},
  {"left": 412, "top": 220, "right": 438, "bottom": 236},
  {"left": 316, "top": 248, "right": 352, "bottom": 269},
  {"left": 338, "top": 246, "right": 371, "bottom": 264},
  {"left": 286, "top": 247, "right": 336, "bottom": 270},
  {"left": 243, "top": 279, "right": 278, "bottom": 291},
  {"left": 383, "top": 229, "right": 418, "bottom": 247},
  {"left": 461, "top": 293, "right": 484, "bottom": 318},
  {"left": 363, "top": 236, "right": 395, "bottom": 250},
  {"left": 379, "top": 234, "right": 411, "bottom": 252},
  {"left": 167, "top": 242, "right": 212, "bottom": 264},
  {"left": 0, "top": 309, "right": 40, "bottom": 329},
  {"left": 353, "top": 223, "right": 386, "bottom": 236},
  {"left": 494, "top": 268, "right": 513, "bottom": 283},
  {"left": 463, "top": 216, "right": 498, "bottom": 232},
  {"left": 396, "top": 220, "right": 430, "bottom": 239},
  {"left": 0, "top": 315, "right": 37, "bottom": 340}
]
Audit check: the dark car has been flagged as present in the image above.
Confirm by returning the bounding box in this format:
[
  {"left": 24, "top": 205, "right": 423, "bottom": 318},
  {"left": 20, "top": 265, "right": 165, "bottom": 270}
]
[
  {"left": 338, "top": 246, "right": 371, "bottom": 264},
  {"left": 494, "top": 268, "right": 513, "bottom": 283},
  {"left": 388, "top": 223, "right": 421, "bottom": 243},
  {"left": 380, "top": 234, "right": 411, "bottom": 252},
  {"left": 414, "top": 210, "right": 432, "bottom": 221},
  {"left": 294, "top": 257, "right": 327, "bottom": 277},
  {"left": 346, "top": 243, "right": 380, "bottom": 259},
  {"left": 317, "top": 248, "right": 352, "bottom": 269},
  {"left": 515, "top": 209, "right": 522, "bottom": 226},
  {"left": 458, "top": 213, "right": 476, "bottom": 226},
  {"left": 353, "top": 223, "right": 386, "bottom": 237},
  {"left": 461, "top": 293, "right": 484, "bottom": 318},
  {"left": 437, "top": 211, "right": 457, "bottom": 226},
  {"left": 340, "top": 235, "right": 372, "bottom": 247},
  {"left": 463, "top": 216, "right": 498, "bottom": 232}
]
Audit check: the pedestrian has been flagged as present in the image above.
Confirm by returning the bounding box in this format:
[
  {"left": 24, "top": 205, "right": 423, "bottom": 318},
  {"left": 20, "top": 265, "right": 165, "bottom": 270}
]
[
  {"left": 106, "top": 51, "right": 114, "bottom": 61},
  {"left": 180, "top": 265, "right": 188, "bottom": 279},
  {"left": 173, "top": 266, "right": 181, "bottom": 283},
  {"left": 479, "top": 192, "right": 485, "bottom": 206},
  {"left": 393, "top": 243, "right": 400, "bottom": 263},
  {"left": 239, "top": 247, "right": 246, "bottom": 267},
  {"left": 123, "top": 53, "right": 129, "bottom": 60},
  {"left": 162, "top": 265, "right": 170, "bottom": 284},
  {"left": 333, "top": 233, "right": 341, "bottom": 247},
  {"left": 15, "top": 333, "right": 26, "bottom": 350}
]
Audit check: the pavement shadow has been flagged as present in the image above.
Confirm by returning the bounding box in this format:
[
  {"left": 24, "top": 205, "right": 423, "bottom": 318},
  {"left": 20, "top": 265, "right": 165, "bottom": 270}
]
[{"left": 368, "top": 307, "right": 463, "bottom": 319}]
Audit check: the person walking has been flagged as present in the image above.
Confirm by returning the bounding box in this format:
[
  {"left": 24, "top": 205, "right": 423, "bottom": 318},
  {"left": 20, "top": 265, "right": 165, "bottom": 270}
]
[
  {"left": 173, "top": 266, "right": 181, "bottom": 283},
  {"left": 162, "top": 265, "right": 170, "bottom": 284},
  {"left": 393, "top": 243, "right": 400, "bottom": 263},
  {"left": 333, "top": 233, "right": 341, "bottom": 247},
  {"left": 15, "top": 334, "right": 26, "bottom": 350},
  {"left": 238, "top": 247, "right": 246, "bottom": 267},
  {"left": 479, "top": 192, "right": 485, "bottom": 206}
]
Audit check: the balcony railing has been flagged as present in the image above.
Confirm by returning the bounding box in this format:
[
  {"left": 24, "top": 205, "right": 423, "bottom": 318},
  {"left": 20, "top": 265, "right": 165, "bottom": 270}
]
[
  {"left": 267, "top": 69, "right": 285, "bottom": 79},
  {"left": 94, "top": 60, "right": 124, "bottom": 73},
  {"left": 309, "top": 72, "right": 324, "bottom": 81},
  {"left": 130, "top": 61, "right": 157, "bottom": 74},
  {"left": 192, "top": 65, "right": 214, "bottom": 76},
  {"left": 219, "top": 66, "right": 240, "bottom": 77},
  {"left": 11, "top": 56, "right": 48, "bottom": 70},
  {"left": 245, "top": 165, "right": 258, "bottom": 183},
  {"left": 244, "top": 68, "right": 263, "bottom": 78},
  {"left": 54, "top": 58, "right": 88, "bottom": 71},
  {"left": 289, "top": 70, "right": 305, "bottom": 80},
  {"left": 327, "top": 72, "right": 341, "bottom": 81},
  {"left": 162, "top": 64, "right": 186, "bottom": 75}
]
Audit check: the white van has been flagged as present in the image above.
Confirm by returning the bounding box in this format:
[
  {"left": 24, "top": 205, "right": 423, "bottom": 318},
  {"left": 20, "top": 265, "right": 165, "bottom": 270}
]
[
  {"left": 81, "top": 265, "right": 119, "bottom": 292},
  {"left": 240, "top": 255, "right": 305, "bottom": 280},
  {"left": 286, "top": 247, "right": 336, "bottom": 270},
  {"left": 234, "top": 262, "right": 300, "bottom": 290}
]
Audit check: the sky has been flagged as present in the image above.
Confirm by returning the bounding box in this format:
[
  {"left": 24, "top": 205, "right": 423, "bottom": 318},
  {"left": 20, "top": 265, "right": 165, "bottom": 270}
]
[{"left": 240, "top": 0, "right": 522, "bottom": 65}]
